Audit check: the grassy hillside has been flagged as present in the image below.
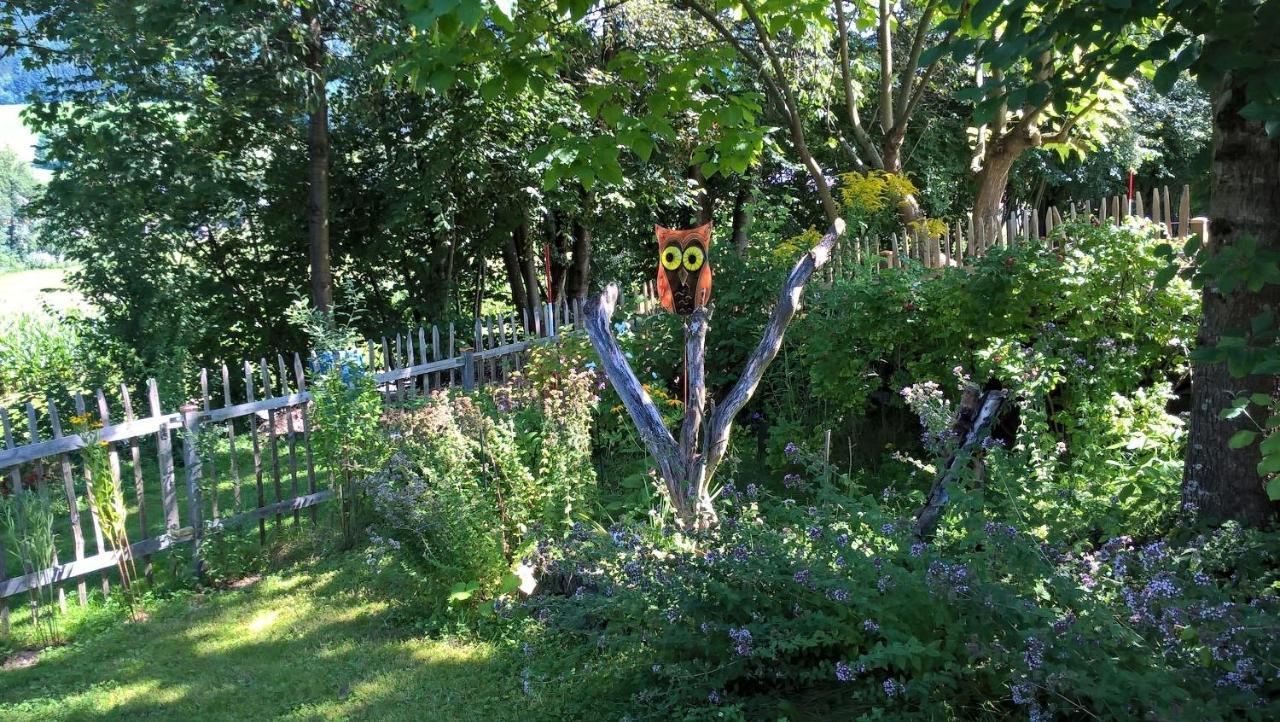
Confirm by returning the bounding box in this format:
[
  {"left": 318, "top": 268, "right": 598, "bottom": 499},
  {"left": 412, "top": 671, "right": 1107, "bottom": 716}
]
[
  {"left": 0, "top": 104, "right": 49, "bottom": 182},
  {"left": 0, "top": 268, "right": 83, "bottom": 320}
]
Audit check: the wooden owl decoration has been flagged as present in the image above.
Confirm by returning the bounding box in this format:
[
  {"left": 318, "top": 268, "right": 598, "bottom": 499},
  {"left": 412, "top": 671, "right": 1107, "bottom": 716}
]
[{"left": 655, "top": 221, "right": 713, "bottom": 315}]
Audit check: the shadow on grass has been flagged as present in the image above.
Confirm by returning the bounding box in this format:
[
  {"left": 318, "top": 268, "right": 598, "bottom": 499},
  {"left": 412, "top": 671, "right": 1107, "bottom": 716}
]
[{"left": 0, "top": 554, "right": 544, "bottom": 722}]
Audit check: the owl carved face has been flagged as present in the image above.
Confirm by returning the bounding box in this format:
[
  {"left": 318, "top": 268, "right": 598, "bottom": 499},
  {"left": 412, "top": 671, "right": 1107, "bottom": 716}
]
[{"left": 656, "top": 222, "right": 713, "bottom": 315}]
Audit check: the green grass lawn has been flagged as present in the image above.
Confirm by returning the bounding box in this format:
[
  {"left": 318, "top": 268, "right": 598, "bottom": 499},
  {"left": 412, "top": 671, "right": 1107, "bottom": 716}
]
[
  {"left": 0, "top": 268, "right": 84, "bottom": 320},
  {"left": 0, "top": 553, "right": 535, "bottom": 721}
]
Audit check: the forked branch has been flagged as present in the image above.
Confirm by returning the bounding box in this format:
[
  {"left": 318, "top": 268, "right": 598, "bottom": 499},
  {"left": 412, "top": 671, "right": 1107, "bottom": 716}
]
[{"left": 585, "top": 219, "right": 845, "bottom": 529}]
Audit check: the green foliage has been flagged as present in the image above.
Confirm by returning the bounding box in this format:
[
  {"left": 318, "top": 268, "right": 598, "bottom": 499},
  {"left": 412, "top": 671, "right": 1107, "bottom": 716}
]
[
  {"left": 1, "top": 486, "right": 58, "bottom": 645},
  {"left": 518, "top": 487, "right": 1280, "bottom": 720},
  {"left": 362, "top": 362, "right": 598, "bottom": 617},
  {"left": 705, "top": 220, "right": 1197, "bottom": 539},
  {"left": 0, "top": 312, "right": 122, "bottom": 419},
  {"left": 299, "top": 306, "right": 389, "bottom": 546},
  {"left": 0, "top": 147, "right": 40, "bottom": 258},
  {"left": 1151, "top": 0, "right": 1280, "bottom": 134}
]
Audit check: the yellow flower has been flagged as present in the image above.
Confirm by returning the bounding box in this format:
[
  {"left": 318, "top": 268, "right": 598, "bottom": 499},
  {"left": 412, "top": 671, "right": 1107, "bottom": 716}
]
[{"left": 837, "top": 171, "right": 918, "bottom": 214}]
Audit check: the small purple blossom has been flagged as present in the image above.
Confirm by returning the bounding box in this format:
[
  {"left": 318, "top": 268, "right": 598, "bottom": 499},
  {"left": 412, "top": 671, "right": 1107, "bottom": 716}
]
[
  {"left": 836, "top": 661, "right": 855, "bottom": 682},
  {"left": 863, "top": 618, "right": 880, "bottom": 633},
  {"left": 784, "top": 442, "right": 799, "bottom": 457},
  {"left": 883, "top": 678, "right": 903, "bottom": 697}
]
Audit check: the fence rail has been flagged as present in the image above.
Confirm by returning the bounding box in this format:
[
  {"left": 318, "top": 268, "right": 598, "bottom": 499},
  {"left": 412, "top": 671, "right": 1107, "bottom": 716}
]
[{"left": 0, "top": 292, "right": 660, "bottom": 626}]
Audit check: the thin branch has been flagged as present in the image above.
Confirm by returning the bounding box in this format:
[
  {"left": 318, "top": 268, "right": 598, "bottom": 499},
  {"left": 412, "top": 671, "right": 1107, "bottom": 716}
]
[
  {"left": 680, "top": 308, "right": 710, "bottom": 491},
  {"left": 894, "top": 0, "right": 938, "bottom": 122},
  {"left": 833, "top": 0, "right": 881, "bottom": 168},
  {"left": 1045, "top": 96, "right": 1101, "bottom": 144},
  {"left": 738, "top": 0, "right": 840, "bottom": 222},
  {"left": 702, "top": 219, "right": 846, "bottom": 482},
  {"left": 877, "top": 0, "right": 894, "bottom": 133}
]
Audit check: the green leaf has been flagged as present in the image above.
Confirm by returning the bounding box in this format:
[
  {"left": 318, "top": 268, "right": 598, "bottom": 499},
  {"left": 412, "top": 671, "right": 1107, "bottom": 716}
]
[
  {"left": 493, "top": 0, "right": 517, "bottom": 21},
  {"left": 1259, "top": 453, "right": 1280, "bottom": 476},
  {"left": 972, "top": 0, "right": 1003, "bottom": 27},
  {"left": 1266, "top": 477, "right": 1280, "bottom": 501},
  {"left": 1250, "top": 393, "right": 1273, "bottom": 407},
  {"left": 1228, "top": 430, "right": 1258, "bottom": 449}
]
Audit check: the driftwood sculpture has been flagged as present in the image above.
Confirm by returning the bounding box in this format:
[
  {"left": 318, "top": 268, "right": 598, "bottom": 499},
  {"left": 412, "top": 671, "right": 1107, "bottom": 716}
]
[
  {"left": 912, "top": 388, "right": 1008, "bottom": 539},
  {"left": 585, "top": 220, "right": 845, "bottom": 530}
]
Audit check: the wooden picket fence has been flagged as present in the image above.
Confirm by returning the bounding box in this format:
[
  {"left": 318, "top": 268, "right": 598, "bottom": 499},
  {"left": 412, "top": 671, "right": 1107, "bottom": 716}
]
[
  {"left": 0, "top": 292, "right": 659, "bottom": 633},
  {"left": 0, "top": 183, "right": 1199, "bottom": 632},
  {"left": 825, "top": 183, "right": 1205, "bottom": 276}
]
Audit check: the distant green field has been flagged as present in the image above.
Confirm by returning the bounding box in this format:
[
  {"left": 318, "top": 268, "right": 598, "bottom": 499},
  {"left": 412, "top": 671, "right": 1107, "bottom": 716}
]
[
  {"left": 0, "top": 268, "right": 85, "bottom": 320},
  {"left": 0, "top": 104, "right": 49, "bottom": 183}
]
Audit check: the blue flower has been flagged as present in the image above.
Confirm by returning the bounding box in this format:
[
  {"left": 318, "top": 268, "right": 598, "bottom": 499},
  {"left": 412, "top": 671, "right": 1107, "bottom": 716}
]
[
  {"left": 784, "top": 442, "right": 799, "bottom": 456},
  {"left": 835, "top": 661, "right": 855, "bottom": 682}
]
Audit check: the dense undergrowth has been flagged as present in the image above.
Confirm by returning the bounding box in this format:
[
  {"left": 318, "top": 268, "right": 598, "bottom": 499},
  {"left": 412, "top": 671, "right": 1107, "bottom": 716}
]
[
  {"left": 336, "top": 220, "right": 1278, "bottom": 720},
  {"left": 4, "top": 220, "right": 1278, "bottom": 720}
]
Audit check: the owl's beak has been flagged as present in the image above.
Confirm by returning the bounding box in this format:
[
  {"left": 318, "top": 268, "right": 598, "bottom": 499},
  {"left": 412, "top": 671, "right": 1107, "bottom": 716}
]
[{"left": 679, "top": 268, "right": 689, "bottom": 284}]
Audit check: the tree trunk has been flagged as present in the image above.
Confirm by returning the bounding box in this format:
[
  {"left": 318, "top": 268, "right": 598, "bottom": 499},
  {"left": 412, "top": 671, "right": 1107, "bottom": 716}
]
[
  {"left": 567, "top": 218, "right": 592, "bottom": 299},
  {"left": 502, "top": 227, "right": 528, "bottom": 317},
  {"left": 305, "top": 4, "right": 331, "bottom": 313},
  {"left": 971, "top": 138, "right": 1024, "bottom": 227},
  {"left": 731, "top": 176, "right": 753, "bottom": 256},
  {"left": 514, "top": 222, "right": 541, "bottom": 325},
  {"left": 1182, "top": 74, "right": 1280, "bottom": 528}
]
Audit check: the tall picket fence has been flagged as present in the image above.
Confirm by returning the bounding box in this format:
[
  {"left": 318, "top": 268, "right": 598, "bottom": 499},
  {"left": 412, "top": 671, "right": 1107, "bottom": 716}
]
[
  {"left": 0, "top": 292, "right": 660, "bottom": 633},
  {"left": 824, "top": 183, "right": 1205, "bottom": 278}
]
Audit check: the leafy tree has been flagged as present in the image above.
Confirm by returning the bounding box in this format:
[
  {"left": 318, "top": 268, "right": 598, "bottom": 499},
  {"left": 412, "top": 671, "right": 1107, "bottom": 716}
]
[
  {"left": 0, "top": 147, "right": 39, "bottom": 256},
  {"left": 954, "top": 0, "right": 1160, "bottom": 222}
]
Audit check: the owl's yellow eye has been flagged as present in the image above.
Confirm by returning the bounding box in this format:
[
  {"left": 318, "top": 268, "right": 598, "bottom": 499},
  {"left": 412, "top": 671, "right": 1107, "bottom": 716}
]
[
  {"left": 683, "top": 245, "right": 705, "bottom": 271},
  {"left": 661, "top": 246, "right": 682, "bottom": 270}
]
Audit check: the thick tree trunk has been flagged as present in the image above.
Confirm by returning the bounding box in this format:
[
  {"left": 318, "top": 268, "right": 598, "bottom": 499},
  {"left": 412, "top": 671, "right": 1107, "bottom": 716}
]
[
  {"left": 567, "top": 218, "right": 592, "bottom": 299},
  {"left": 502, "top": 228, "right": 528, "bottom": 317},
  {"left": 971, "top": 139, "right": 1024, "bottom": 227},
  {"left": 514, "top": 222, "right": 541, "bottom": 325},
  {"left": 305, "top": 4, "right": 331, "bottom": 313},
  {"left": 1182, "top": 75, "right": 1280, "bottom": 528}
]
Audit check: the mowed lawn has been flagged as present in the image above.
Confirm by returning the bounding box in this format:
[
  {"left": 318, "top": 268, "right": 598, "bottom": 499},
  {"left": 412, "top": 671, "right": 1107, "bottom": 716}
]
[
  {"left": 0, "top": 558, "right": 535, "bottom": 721},
  {"left": 0, "top": 268, "right": 84, "bottom": 320}
]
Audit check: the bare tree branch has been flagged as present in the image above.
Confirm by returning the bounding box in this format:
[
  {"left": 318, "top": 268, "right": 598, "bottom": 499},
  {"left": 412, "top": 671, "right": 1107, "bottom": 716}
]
[
  {"left": 682, "top": 0, "right": 840, "bottom": 223},
  {"left": 738, "top": 0, "right": 841, "bottom": 223},
  {"left": 913, "top": 390, "right": 1007, "bottom": 539},
  {"left": 584, "top": 286, "right": 682, "bottom": 484},
  {"left": 702, "top": 219, "right": 846, "bottom": 482}
]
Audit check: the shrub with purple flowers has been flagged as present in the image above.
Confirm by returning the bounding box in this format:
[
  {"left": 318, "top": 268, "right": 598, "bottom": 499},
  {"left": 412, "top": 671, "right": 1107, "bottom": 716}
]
[{"left": 510, "top": 485, "right": 1280, "bottom": 721}]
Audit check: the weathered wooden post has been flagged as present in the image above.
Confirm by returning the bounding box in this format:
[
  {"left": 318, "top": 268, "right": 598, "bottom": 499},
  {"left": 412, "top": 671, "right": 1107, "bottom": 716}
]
[
  {"left": 180, "top": 402, "right": 204, "bottom": 577},
  {"left": 461, "top": 348, "right": 476, "bottom": 391}
]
